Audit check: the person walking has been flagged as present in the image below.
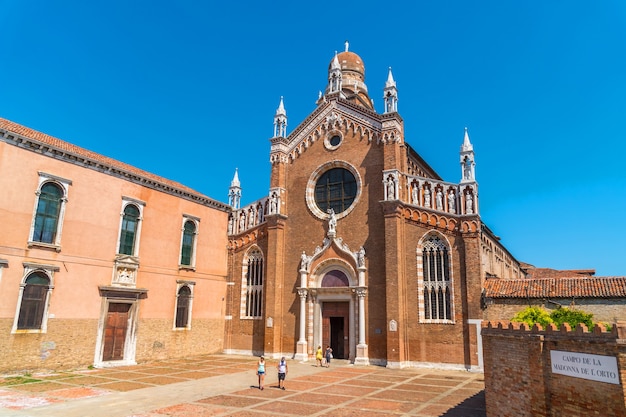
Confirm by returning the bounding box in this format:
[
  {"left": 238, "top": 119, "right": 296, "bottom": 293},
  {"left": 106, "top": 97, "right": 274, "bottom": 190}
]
[
  {"left": 325, "top": 345, "right": 333, "bottom": 368},
  {"left": 315, "top": 346, "right": 323, "bottom": 367},
  {"left": 277, "top": 356, "right": 288, "bottom": 390},
  {"left": 256, "top": 356, "right": 266, "bottom": 390}
]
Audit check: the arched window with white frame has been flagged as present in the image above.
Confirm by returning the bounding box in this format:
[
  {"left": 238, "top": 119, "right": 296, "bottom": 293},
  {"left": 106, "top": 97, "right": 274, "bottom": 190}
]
[
  {"left": 116, "top": 198, "right": 145, "bottom": 257},
  {"left": 13, "top": 264, "right": 58, "bottom": 333},
  {"left": 241, "top": 247, "right": 264, "bottom": 319},
  {"left": 179, "top": 216, "right": 199, "bottom": 268},
  {"left": 28, "top": 173, "right": 71, "bottom": 250},
  {"left": 418, "top": 234, "right": 454, "bottom": 323},
  {"left": 174, "top": 281, "right": 194, "bottom": 329}
]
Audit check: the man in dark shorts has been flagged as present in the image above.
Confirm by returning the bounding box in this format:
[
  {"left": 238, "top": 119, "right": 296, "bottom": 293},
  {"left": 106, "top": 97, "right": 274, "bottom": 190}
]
[{"left": 277, "top": 356, "right": 288, "bottom": 390}]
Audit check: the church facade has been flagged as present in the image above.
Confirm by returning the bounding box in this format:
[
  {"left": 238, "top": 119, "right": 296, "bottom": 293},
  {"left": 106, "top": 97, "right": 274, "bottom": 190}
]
[{"left": 224, "top": 44, "right": 525, "bottom": 370}]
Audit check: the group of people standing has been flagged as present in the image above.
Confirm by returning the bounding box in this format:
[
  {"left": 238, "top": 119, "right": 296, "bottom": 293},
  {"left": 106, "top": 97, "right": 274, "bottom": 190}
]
[{"left": 255, "top": 345, "right": 334, "bottom": 390}]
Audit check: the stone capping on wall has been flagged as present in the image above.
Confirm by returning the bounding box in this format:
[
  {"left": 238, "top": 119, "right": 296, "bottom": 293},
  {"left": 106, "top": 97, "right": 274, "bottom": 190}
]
[{"left": 482, "top": 320, "right": 626, "bottom": 342}]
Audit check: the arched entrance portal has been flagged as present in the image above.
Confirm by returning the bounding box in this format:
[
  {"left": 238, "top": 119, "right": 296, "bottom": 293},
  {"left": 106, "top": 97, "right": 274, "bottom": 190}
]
[
  {"left": 313, "top": 268, "right": 355, "bottom": 361},
  {"left": 296, "top": 236, "right": 368, "bottom": 365}
]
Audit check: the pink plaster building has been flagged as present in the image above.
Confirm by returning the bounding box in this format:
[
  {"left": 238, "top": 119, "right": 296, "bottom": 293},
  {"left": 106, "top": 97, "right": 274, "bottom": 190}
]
[{"left": 0, "top": 118, "right": 229, "bottom": 373}]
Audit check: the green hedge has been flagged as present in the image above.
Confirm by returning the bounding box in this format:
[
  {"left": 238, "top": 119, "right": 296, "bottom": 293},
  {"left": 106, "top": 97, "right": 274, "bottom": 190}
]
[{"left": 511, "top": 306, "right": 598, "bottom": 330}]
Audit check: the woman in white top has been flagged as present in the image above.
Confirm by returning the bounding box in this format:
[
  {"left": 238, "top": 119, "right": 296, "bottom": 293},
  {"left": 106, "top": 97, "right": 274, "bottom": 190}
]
[{"left": 256, "top": 356, "right": 265, "bottom": 390}]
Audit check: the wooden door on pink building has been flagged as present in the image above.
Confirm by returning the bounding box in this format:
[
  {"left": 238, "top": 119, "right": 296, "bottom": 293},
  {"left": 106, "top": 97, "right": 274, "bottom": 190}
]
[{"left": 103, "top": 303, "right": 130, "bottom": 361}]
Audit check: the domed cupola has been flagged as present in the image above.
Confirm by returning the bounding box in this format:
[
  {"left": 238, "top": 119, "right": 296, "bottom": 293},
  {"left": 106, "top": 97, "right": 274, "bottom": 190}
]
[{"left": 325, "top": 41, "right": 373, "bottom": 110}]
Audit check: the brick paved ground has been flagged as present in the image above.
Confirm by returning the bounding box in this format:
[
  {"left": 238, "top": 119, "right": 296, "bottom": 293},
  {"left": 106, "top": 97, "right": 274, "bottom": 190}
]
[{"left": 0, "top": 355, "right": 486, "bottom": 417}]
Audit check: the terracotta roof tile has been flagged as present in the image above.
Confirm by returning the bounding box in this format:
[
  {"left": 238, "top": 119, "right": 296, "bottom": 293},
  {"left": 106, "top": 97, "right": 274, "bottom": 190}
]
[{"left": 484, "top": 277, "right": 626, "bottom": 299}]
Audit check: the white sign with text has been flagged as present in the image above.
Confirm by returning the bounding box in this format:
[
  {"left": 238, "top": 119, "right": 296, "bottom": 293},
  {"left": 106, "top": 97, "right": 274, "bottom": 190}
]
[{"left": 550, "top": 350, "right": 620, "bottom": 385}]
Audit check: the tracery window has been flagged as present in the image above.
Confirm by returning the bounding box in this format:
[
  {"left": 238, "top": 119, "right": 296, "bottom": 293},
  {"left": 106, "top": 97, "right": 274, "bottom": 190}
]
[
  {"left": 314, "top": 168, "right": 357, "bottom": 215},
  {"left": 242, "top": 248, "right": 264, "bottom": 318},
  {"left": 420, "top": 235, "right": 453, "bottom": 322}
]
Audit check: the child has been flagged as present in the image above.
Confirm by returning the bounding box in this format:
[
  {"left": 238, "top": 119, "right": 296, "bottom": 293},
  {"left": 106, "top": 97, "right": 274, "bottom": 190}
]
[
  {"left": 256, "top": 356, "right": 265, "bottom": 390},
  {"left": 277, "top": 356, "right": 288, "bottom": 390}
]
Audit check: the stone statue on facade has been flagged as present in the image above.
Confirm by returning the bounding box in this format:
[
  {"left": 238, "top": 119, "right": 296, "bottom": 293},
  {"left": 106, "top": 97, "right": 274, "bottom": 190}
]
[
  {"left": 269, "top": 193, "right": 277, "bottom": 214},
  {"left": 300, "top": 251, "right": 310, "bottom": 271},
  {"left": 448, "top": 190, "right": 456, "bottom": 213},
  {"left": 386, "top": 176, "right": 395, "bottom": 200},
  {"left": 436, "top": 189, "right": 443, "bottom": 211},
  {"left": 466, "top": 192, "right": 473, "bottom": 214},
  {"left": 424, "top": 187, "right": 431, "bottom": 207},
  {"left": 412, "top": 184, "right": 419, "bottom": 205},
  {"left": 357, "top": 246, "right": 365, "bottom": 268},
  {"left": 327, "top": 208, "right": 337, "bottom": 234}
]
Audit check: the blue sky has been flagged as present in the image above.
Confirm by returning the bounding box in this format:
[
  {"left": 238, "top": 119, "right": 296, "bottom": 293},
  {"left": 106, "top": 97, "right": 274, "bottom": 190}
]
[{"left": 1, "top": 1, "right": 625, "bottom": 276}]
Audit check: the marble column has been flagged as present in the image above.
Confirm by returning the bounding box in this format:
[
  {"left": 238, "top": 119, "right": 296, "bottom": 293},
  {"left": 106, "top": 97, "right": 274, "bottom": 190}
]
[
  {"left": 295, "top": 265, "right": 309, "bottom": 361},
  {"left": 355, "top": 287, "right": 369, "bottom": 365}
]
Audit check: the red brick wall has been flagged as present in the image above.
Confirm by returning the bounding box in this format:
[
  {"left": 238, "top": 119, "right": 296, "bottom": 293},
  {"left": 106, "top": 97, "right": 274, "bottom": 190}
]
[{"left": 482, "top": 321, "right": 626, "bottom": 417}]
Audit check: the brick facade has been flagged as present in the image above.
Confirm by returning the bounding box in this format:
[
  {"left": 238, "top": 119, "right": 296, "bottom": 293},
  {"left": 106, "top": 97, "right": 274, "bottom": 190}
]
[{"left": 224, "top": 48, "right": 494, "bottom": 369}]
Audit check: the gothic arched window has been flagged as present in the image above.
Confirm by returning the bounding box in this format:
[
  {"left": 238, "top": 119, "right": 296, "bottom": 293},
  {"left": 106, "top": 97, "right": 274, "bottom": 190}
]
[
  {"left": 419, "top": 235, "right": 453, "bottom": 322},
  {"left": 242, "top": 249, "right": 264, "bottom": 318}
]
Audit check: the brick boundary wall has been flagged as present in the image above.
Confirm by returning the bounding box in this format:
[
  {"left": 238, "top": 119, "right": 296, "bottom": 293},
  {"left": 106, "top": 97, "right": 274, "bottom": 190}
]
[{"left": 482, "top": 320, "right": 626, "bottom": 417}]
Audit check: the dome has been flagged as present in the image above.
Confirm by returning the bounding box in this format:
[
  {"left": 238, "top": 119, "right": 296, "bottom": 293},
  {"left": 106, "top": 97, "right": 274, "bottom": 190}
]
[
  {"left": 328, "top": 51, "right": 365, "bottom": 81},
  {"left": 324, "top": 42, "right": 373, "bottom": 110}
]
